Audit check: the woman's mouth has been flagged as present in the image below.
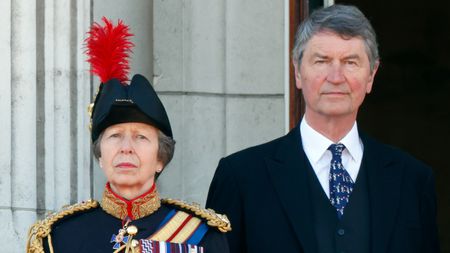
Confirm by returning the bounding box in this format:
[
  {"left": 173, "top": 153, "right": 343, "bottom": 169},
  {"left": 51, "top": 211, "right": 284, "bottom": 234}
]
[{"left": 116, "top": 162, "right": 137, "bottom": 168}]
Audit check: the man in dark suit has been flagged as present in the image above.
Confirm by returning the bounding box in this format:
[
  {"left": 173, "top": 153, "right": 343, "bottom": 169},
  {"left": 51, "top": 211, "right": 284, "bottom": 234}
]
[{"left": 206, "top": 4, "right": 439, "bottom": 253}]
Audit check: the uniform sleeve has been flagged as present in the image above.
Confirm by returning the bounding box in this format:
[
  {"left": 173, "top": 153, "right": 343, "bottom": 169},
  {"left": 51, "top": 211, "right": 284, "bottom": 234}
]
[
  {"left": 42, "top": 237, "right": 50, "bottom": 253},
  {"left": 206, "top": 158, "right": 246, "bottom": 253},
  {"left": 199, "top": 228, "right": 230, "bottom": 253},
  {"left": 419, "top": 169, "right": 440, "bottom": 253}
]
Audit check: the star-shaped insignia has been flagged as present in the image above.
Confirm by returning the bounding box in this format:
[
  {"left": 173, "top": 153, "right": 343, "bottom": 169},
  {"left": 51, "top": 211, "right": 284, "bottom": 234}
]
[{"left": 111, "top": 233, "right": 130, "bottom": 249}]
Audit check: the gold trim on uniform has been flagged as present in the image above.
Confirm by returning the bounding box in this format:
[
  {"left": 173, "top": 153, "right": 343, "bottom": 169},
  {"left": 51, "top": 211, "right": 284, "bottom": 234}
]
[
  {"left": 150, "top": 211, "right": 191, "bottom": 242},
  {"left": 162, "top": 198, "right": 232, "bottom": 233},
  {"left": 101, "top": 184, "right": 161, "bottom": 220},
  {"left": 149, "top": 211, "right": 203, "bottom": 243},
  {"left": 26, "top": 199, "right": 99, "bottom": 253},
  {"left": 171, "top": 216, "right": 202, "bottom": 242}
]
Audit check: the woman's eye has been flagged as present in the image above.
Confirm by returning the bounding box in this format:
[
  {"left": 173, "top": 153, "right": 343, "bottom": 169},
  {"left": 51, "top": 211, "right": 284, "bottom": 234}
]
[
  {"left": 137, "top": 135, "right": 148, "bottom": 140},
  {"left": 109, "top": 133, "right": 120, "bottom": 138}
]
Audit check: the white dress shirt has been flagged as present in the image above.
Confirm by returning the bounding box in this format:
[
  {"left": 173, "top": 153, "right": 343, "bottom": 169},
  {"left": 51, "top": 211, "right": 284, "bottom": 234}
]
[{"left": 300, "top": 118, "right": 364, "bottom": 198}]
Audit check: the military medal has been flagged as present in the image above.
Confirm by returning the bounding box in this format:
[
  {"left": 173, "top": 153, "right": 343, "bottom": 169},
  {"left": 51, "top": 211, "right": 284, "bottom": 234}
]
[
  {"left": 111, "top": 218, "right": 139, "bottom": 253},
  {"left": 111, "top": 228, "right": 130, "bottom": 249}
]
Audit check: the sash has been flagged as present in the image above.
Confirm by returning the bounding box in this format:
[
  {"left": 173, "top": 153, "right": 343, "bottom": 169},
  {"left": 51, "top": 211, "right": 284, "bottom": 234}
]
[{"left": 139, "top": 209, "right": 208, "bottom": 252}]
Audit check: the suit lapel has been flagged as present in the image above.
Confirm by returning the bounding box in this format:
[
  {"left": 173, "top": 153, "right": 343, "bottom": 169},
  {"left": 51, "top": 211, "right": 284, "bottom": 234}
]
[
  {"left": 265, "top": 125, "right": 317, "bottom": 253},
  {"left": 362, "top": 134, "right": 404, "bottom": 253}
]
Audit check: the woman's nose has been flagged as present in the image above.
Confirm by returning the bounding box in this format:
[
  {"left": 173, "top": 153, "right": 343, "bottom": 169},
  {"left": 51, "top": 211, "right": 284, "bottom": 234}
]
[{"left": 119, "top": 137, "right": 134, "bottom": 154}]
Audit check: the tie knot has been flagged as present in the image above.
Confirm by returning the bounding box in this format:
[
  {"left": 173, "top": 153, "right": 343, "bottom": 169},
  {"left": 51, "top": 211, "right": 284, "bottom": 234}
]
[{"left": 328, "top": 143, "right": 345, "bottom": 158}]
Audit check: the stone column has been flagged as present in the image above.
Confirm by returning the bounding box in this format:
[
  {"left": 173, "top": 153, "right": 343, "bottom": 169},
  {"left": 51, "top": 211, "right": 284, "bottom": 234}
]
[
  {"left": 11, "top": 0, "right": 37, "bottom": 249},
  {"left": 53, "top": 0, "right": 72, "bottom": 208},
  {"left": 76, "top": 0, "right": 95, "bottom": 202},
  {"left": 224, "top": 0, "right": 285, "bottom": 154},
  {"left": 0, "top": 0, "right": 93, "bottom": 251},
  {"left": 154, "top": 0, "right": 285, "bottom": 204},
  {"left": 0, "top": 0, "right": 14, "bottom": 251},
  {"left": 1, "top": 1, "right": 286, "bottom": 251}
]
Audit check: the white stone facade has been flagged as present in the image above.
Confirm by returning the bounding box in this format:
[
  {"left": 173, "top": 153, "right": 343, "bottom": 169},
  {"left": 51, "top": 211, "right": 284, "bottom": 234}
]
[{"left": 0, "top": 0, "right": 285, "bottom": 251}]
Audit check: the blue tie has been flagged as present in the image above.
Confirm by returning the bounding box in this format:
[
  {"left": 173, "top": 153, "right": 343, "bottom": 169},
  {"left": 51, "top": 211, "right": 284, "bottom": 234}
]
[{"left": 328, "top": 143, "right": 354, "bottom": 219}]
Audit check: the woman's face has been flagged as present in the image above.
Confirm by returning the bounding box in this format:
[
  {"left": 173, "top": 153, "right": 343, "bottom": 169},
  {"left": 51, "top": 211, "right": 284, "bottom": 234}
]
[{"left": 99, "top": 122, "right": 162, "bottom": 195}]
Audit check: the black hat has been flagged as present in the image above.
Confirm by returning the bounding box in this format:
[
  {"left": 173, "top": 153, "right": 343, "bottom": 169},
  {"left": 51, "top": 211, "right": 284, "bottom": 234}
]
[
  {"left": 86, "top": 17, "right": 172, "bottom": 142},
  {"left": 90, "top": 74, "right": 173, "bottom": 142}
]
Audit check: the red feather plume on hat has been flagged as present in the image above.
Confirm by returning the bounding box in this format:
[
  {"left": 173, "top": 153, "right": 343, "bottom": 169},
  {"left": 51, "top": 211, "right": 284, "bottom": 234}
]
[{"left": 85, "top": 17, "right": 134, "bottom": 84}]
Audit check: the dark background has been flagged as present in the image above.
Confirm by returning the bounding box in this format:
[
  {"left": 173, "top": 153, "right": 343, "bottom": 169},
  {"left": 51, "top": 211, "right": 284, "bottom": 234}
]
[{"left": 334, "top": 0, "right": 450, "bottom": 251}]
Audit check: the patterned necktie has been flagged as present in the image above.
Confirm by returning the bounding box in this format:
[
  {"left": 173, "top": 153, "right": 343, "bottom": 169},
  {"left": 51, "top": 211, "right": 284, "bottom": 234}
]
[{"left": 328, "top": 143, "right": 354, "bottom": 219}]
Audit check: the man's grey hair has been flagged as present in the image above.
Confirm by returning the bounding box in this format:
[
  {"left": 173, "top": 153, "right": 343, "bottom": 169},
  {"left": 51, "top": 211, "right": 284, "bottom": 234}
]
[
  {"left": 292, "top": 4, "right": 379, "bottom": 72},
  {"left": 93, "top": 128, "right": 176, "bottom": 178}
]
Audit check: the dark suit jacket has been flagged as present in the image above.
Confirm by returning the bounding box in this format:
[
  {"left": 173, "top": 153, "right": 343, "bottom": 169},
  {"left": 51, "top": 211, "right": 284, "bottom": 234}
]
[{"left": 206, "top": 124, "right": 439, "bottom": 253}]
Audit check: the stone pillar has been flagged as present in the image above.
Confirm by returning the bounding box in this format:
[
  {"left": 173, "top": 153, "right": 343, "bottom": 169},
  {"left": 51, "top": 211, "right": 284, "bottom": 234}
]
[
  {"left": 0, "top": 1, "right": 286, "bottom": 251},
  {"left": 76, "top": 0, "right": 95, "bottom": 202},
  {"left": 11, "top": 0, "right": 37, "bottom": 249},
  {"left": 224, "top": 0, "right": 285, "bottom": 154},
  {"left": 0, "top": 0, "right": 13, "bottom": 251},
  {"left": 154, "top": 0, "right": 286, "bottom": 204},
  {"left": 0, "top": 0, "right": 93, "bottom": 251},
  {"left": 54, "top": 0, "right": 72, "bottom": 208},
  {"left": 43, "top": 0, "right": 94, "bottom": 211}
]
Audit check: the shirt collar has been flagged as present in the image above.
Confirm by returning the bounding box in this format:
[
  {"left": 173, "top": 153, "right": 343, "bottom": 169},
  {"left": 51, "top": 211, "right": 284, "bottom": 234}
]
[
  {"left": 300, "top": 118, "right": 363, "bottom": 164},
  {"left": 339, "top": 122, "right": 363, "bottom": 162}
]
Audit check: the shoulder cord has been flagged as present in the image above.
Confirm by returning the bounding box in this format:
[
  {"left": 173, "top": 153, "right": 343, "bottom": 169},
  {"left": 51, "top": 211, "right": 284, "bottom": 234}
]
[{"left": 26, "top": 200, "right": 99, "bottom": 253}]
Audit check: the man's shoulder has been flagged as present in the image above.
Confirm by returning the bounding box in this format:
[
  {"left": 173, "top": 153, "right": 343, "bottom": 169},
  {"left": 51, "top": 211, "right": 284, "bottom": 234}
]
[
  {"left": 224, "top": 133, "right": 290, "bottom": 162},
  {"left": 362, "top": 133, "right": 433, "bottom": 174}
]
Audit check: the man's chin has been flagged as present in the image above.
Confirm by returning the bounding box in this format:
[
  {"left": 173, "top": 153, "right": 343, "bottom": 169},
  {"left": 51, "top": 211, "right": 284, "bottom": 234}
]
[{"left": 318, "top": 108, "right": 353, "bottom": 117}]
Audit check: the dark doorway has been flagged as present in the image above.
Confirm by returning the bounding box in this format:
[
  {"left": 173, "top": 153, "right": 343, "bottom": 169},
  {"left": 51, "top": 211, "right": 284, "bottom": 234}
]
[
  {"left": 334, "top": 0, "right": 450, "bottom": 251},
  {"left": 290, "top": 0, "right": 450, "bottom": 250}
]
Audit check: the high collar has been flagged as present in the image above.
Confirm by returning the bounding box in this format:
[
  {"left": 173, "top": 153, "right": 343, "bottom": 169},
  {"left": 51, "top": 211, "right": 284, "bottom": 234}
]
[{"left": 101, "top": 182, "right": 161, "bottom": 220}]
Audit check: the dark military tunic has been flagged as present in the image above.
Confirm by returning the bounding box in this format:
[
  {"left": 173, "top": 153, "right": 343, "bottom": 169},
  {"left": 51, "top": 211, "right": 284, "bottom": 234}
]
[{"left": 27, "top": 184, "right": 230, "bottom": 253}]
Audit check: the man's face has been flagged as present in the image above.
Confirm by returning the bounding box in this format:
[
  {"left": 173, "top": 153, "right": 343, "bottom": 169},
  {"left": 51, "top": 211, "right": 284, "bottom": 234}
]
[{"left": 295, "top": 31, "right": 378, "bottom": 122}]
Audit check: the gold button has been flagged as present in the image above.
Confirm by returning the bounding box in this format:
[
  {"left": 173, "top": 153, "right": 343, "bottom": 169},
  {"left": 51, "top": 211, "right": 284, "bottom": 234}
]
[{"left": 127, "top": 225, "right": 138, "bottom": 235}]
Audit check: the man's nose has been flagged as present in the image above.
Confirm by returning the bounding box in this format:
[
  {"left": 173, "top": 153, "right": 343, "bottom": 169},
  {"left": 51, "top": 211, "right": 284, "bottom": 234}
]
[
  {"left": 120, "top": 137, "right": 134, "bottom": 154},
  {"left": 326, "top": 63, "right": 345, "bottom": 84}
]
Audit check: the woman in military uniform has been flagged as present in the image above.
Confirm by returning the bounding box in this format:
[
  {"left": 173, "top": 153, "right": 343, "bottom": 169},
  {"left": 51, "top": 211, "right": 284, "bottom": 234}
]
[{"left": 26, "top": 17, "right": 230, "bottom": 253}]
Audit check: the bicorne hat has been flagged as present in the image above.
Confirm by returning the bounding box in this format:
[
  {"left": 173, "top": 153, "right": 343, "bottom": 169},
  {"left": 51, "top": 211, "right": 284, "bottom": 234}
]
[{"left": 85, "top": 17, "right": 172, "bottom": 142}]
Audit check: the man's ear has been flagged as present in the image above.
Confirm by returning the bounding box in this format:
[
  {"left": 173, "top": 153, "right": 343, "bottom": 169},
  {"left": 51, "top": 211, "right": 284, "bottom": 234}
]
[
  {"left": 293, "top": 62, "right": 302, "bottom": 90},
  {"left": 366, "top": 61, "right": 380, "bottom": 94}
]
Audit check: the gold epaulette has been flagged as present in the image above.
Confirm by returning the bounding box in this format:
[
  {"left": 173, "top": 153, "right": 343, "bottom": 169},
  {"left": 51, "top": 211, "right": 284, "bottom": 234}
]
[
  {"left": 161, "top": 198, "right": 231, "bottom": 233},
  {"left": 26, "top": 199, "right": 99, "bottom": 253}
]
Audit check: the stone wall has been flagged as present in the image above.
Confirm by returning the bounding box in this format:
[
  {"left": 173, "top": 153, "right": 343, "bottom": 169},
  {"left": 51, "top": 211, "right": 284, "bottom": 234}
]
[
  {"left": 1, "top": 0, "right": 93, "bottom": 251},
  {"left": 0, "top": 0, "right": 286, "bottom": 251},
  {"left": 153, "top": 0, "right": 285, "bottom": 203}
]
